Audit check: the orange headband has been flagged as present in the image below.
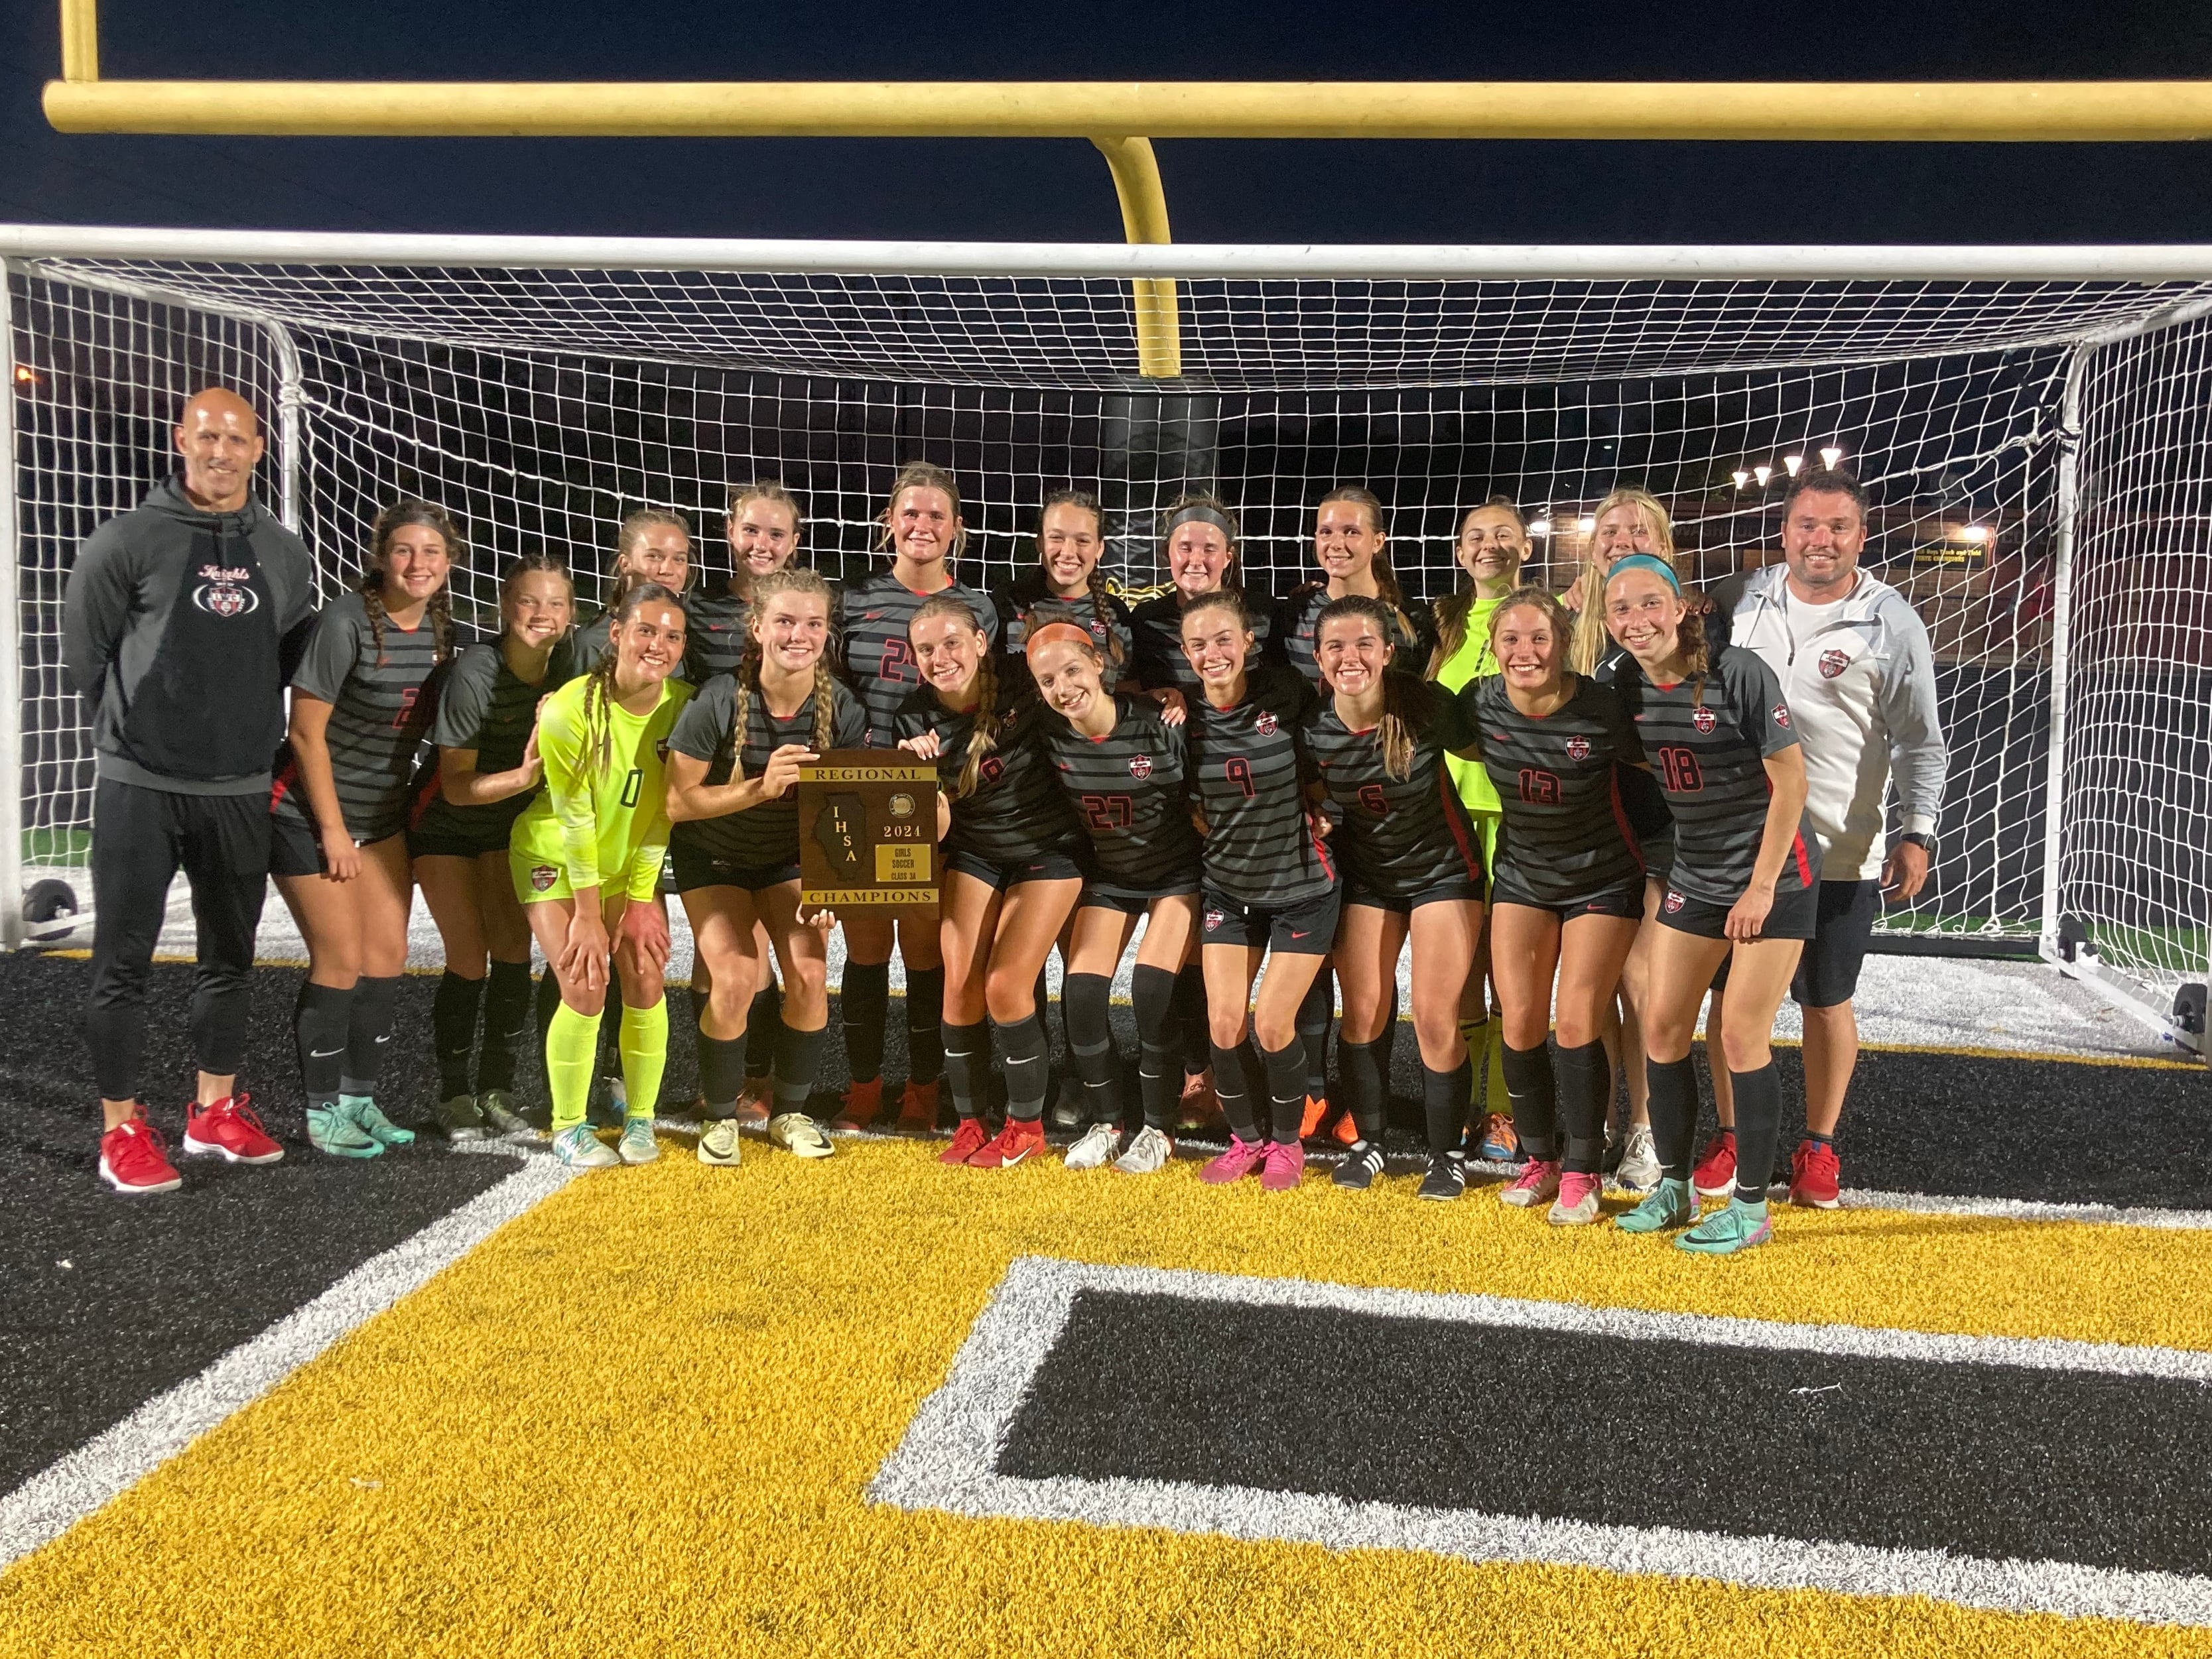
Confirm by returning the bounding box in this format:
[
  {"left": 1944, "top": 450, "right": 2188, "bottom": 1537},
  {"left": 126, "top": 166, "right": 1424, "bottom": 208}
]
[{"left": 1023, "top": 621, "right": 1096, "bottom": 660}]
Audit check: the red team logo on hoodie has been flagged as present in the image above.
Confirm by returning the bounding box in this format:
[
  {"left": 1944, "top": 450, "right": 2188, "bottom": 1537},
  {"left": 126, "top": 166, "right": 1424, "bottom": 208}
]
[
  {"left": 1819, "top": 648, "right": 1851, "bottom": 680},
  {"left": 1692, "top": 706, "right": 1718, "bottom": 735},
  {"left": 1128, "top": 754, "right": 1153, "bottom": 780},
  {"left": 1565, "top": 735, "right": 1590, "bottom": 761},
  {"left": 1255, "top": 711, "right": 1279, "bottom": 737},
  {"left": 192, "top": 562, "right": 257, "bottom": 619}
]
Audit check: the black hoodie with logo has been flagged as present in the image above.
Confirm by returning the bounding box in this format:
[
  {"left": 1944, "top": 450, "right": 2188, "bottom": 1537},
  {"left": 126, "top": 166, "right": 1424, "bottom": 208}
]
[{"left": 62, "top": 476, "right": 318, "bottom": 796}]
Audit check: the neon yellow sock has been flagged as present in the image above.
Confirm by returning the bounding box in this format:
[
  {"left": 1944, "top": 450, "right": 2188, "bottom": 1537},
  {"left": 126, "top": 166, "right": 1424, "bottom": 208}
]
[
  {"left": 547, "top": 1002, "right": 598, "bottom": 1133},
  {"left": 1459, "top": 1017, "right": 1492, "bottom": 1115},
  {"left": 619, "top": 997, "right": 670, "bottom": 1122},
  {"left": 1484, "top": 1018, "right": 1508, "bottom": 1117}
]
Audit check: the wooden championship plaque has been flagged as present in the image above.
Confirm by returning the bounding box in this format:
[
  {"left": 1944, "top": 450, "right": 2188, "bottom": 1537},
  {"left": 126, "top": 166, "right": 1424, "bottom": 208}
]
[{"left": 797, "top": 751, "right": 941, "bottom": 910}]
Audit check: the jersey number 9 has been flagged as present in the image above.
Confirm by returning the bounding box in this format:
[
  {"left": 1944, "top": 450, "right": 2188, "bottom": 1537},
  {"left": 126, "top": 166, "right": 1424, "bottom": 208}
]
[{"left": 1224, "top": 757, "right": 1256, "bottom": 798}]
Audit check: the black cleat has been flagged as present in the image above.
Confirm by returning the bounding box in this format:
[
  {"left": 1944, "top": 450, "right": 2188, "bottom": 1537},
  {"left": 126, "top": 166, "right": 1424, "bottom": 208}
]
[
  {"left": 1417, "top": 1152, "right": 1467, "bottom": 1202},
  {"left": 1333, "top": 1141, "right": 1386, "bottom": 1190}
]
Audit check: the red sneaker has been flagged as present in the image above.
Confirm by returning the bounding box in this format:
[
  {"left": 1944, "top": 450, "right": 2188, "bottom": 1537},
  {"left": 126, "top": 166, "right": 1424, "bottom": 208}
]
[
  {"left": 968, "top": 1117, "right": 1047, "bottom": 1169},
  {"left": 182, "top": 1093, "right": 284, "bottom": 1165},
  {"left": 99, "top": 1113, "right": 182, "bottom": 1195},
  {"left": 832, "top": 1077, "right": 883, "bottom": 1135},
  {"left": 939, "top": 1117, "right": 991, "bottom": 1165},
  {"left": 1692, "top": 1131, "right": 1738, "bottom": 1198},
  {"left": 1789, "top": 1138, "right": 1841, "bottom": 1209},
  {"left": 734, "top": 1077, "right": 773, "bottom": 1127},
  {"left": 894, "top": 1079, "right": 940, "bottom": 1135}
]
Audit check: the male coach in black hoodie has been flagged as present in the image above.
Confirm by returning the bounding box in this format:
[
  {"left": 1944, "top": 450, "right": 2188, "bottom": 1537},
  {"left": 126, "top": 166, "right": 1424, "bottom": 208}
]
[{"left": 62, "top": 387, "right": 317, "bottom": 1194}]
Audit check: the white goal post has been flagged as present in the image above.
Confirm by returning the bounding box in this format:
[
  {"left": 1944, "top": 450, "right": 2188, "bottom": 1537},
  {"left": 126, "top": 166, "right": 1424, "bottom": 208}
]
[{"left": 4, "top": 227, "right": 2209, "bottom": 1051}]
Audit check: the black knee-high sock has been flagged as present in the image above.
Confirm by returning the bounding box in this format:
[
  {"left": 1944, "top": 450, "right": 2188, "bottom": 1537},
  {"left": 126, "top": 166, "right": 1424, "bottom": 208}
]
[
  {"left": 342, "top": 974, "right": 401, "bottom": 1095},
  {"left": 841, "top": 960, "right": 891, "bottom": 1085},
  {"left": 294, "top": 981, "right": 351, "bottom": 1111},
  {"left": 1500, "top": 1040, "right": 1558, "bottom": 1161},
  {"left": 431, "top": 970, "right": 484, "bottom": 1099},
  {"left": 941, "top": 1020, "right": 988, "bottom": 1120},
  {"left": 1176, "top": 965, "right": 1210, "bottom": 1077},
  {"left": 773, "top": 1022, "right": 828, "bottom": 1118},
  {"left": 1132, "top": 964, "right": 1180, "bottom": 1131},
  {"left": 1296, "top": 971, "right": 1333, "bottom": 1103},
  {"left": 740, "top": 981, "right": 783, "bottom": 1081},
  {"left": 1261, "top": 1038, "right": 1309, "bottom": 1145},
  {"left": 697, "top": 1029, "right": 747, "bottom": 1118},
  {"left": 1730, "top": 1062, "right": 1784, "bottom": 1205},
  {"left": 1646, "top": 1056, "right": 1700, "bottom": 1180},
  {"left": 905, "top": 965, "right": 945, "bottom": 1085},
  {"left": 1210, "top": 1040, "right": 1260, "bottom": 1140},
  {"left": 1336, "top": 1037, "right": 1387, "bottom": 1141},
  {"left": 1423, "top": 1060, "right": 1472, "bottom": 1157},
  {"left": 477, "top": 960, "right": 534, "bottom": 1093},
  {"left": 1554, "top": 1038, "right": 1610, "bottom": 1175},
  {"left": 534, "top": 965, "right": 563, "bottom": 1045},
  {"left": 1062, "top": 972, "right": 1122, "bottom": 1127},
  {"left": 997, "top": 1013, "right": 1051, "bottom": 1122}
]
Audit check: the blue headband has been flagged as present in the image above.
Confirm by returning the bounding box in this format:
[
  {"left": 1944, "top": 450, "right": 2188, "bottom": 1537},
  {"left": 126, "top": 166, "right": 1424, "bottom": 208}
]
[{"left": 1604, "top": 554, "right": 1681, "bottom": 593}]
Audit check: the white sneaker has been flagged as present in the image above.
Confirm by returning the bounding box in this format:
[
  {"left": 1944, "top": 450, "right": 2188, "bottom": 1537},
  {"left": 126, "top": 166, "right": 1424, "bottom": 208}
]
[
  {"left": 698, "top": 1118, "right": 743, "bottom": 1167},
  {"left": 553, "top": 1124, "right": 619, "bottom": 1170},
  {"left": 1112, "top": 1125, "right": 1174, "bottom": 1174},
  {"left": 1614, "top": 1123, "right": 1660, "bottom": 1192},
  {"left": 768, "top": 1113, "right": 834, "bottom": 1159},
  {"left": 617, "top": 1118, "right": 659, "bottom": 1165},
  {"left": 1065, "top": 1123, "right": 1120, "bottom": 1170}
]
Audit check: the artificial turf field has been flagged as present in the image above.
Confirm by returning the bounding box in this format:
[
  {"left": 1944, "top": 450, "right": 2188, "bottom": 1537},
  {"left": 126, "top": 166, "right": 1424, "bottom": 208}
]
[{"left": 5, "top": 951, "right": 2212, "bottom": 1656}]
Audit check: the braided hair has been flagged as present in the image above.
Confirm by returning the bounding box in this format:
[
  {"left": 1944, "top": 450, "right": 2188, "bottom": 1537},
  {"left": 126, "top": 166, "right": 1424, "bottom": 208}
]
[
  {"left": 1317, "top": 593, "right": 1419, "bottom": 780},
  {"left": 1315, "top": 485, "right": 1417, "bottom": 646},
  {"left": 579, "top": 580, "right": 684, "bottom": 778},
  {"left": 726, "top": 568, "right": 840, "bottom": 770},
  {"left": 911, "top": 592, "right": 999, "bottom": 799},
  {"left": 1036, "top": 489, "right": 1124, "bottom": 668},
  {"left": 361, "top": 499, "right": 460, "bottom": 667},
  {"left": 1431, "top": 495, "right": 1528, "bottom": 672}
]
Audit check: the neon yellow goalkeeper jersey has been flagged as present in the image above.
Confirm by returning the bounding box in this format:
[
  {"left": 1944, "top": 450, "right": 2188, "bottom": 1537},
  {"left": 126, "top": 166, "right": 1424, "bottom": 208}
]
[
  {"left": 1431, "top": 595, "right": 1503, "bottom": 818},
  {"left": 509, "top": 674, "right": 692, "bottom": 903}
]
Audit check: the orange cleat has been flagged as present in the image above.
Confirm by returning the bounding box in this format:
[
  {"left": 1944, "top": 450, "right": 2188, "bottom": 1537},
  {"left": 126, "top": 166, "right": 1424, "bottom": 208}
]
[
  {"left": 1299, "top": 1093, "right": 1331, "bottom": 1138},
  {"left": 1330, "top": 1107, "right": 1361, "bottom": 1148},
  {"left": 939, "top": 1117, "right": 991, "bottom": 1165}
]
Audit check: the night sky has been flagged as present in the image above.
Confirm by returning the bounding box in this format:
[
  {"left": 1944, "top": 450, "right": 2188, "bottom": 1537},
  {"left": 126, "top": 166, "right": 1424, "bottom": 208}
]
[{"left": 5, "top": 0, "right": 2212, "bottom": 243}]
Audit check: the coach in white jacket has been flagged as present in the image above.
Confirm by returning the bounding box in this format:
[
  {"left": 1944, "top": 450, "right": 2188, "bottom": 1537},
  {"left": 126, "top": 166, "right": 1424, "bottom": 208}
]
[{"left": 1727, "top": 469, "right": 1946, "bottom": 1206}]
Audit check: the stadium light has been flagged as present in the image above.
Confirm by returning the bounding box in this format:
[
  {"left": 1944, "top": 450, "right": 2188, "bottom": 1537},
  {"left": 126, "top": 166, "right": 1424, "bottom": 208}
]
[
  {"left": 11, "top": 365, "right": 34, "bottom": 385},
  {"left": 1577, "top": 515, "right": 1596, "bottom": 533},
  {"left": 1732, "top": 470, "right": 1751, "bottom": 489},
  {"left": 1821, "top": 446, "right": 1845, "bottom": 468},
  {"left": 1959, "top": 524, "right": 1992, "bottom": 542},
  {"left": 1754, "top": 465, "right": 1773, "bottom": 487},
  {"left": 1784, "top": 454, "right": 1803, "bottom": 476},
  {"left": 1527, "top": 517, "right": 1553, "bottom": 537}
]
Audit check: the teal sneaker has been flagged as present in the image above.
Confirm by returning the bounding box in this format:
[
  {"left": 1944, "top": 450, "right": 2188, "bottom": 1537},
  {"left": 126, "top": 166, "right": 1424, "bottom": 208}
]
[
  {"left": 341, "top": 1094, "right": 415, "bottom": 1148},
  {"left": 1677, "top": 1197, "right": 1774, "bottom": 1257},
  {"left": 617, "top": 1117, "right": 659, "bottom": 1166},
  {"left": 1615, "top": 1176, "right": 1697, "bottom": 1235},
  {"left": 552, "top": 1123, "right": 620, "bottom": 1170},
  {"left": 308, "top": 1104, "right": 381, "bottom": 1159}
]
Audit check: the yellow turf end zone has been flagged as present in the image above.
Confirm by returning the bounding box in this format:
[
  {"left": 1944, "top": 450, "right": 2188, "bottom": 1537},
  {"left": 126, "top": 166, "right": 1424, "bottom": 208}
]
[{"left": 6, "top": 1135, "right": 2212, "bottom": 1658}]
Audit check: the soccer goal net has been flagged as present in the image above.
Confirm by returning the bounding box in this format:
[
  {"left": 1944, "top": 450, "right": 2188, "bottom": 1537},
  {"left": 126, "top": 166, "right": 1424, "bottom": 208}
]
[{"left": 4, "top": 231, "right": 2208, "bottom": 1047}]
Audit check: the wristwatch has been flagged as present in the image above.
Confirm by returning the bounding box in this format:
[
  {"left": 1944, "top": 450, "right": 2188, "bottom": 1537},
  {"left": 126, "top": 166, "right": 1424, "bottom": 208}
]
[{"left": 1899, "top": 831, "right": 1936, "bottom": 854}]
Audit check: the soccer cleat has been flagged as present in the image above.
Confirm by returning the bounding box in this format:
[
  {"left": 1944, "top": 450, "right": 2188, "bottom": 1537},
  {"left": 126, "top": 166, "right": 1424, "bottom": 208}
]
[
  {"left": 939, "top": 1118, "right": 991, "bottom": 1166},
  {"left": 182, "top": 1093, "right": 283, "bottom": 1164},
  {"left": 1200, "top": 1134, "right": 1269, "bottom": 1186},
  {"left": 1299, "top": 1094, "right": 1331, "bottom": 1138},
  {"left": 1498, "top": 1158, "right": 1561, "bottom": 1209},
  {"left": 477, "top": 1089, "right": 533, "bottom": 1138},
  {"left": 1177, "top": 1070, "right": 1223, "bottom": 1132},
  {"left": 1260, "top": 1139, "right": 1306, "bottom": 1192},
  {"left": 99, "top": 1113, "right": 182, "bottom": 1195},
  {"left": 1064, "top": 1122, "right": 1120, "bottom": 1170},
  {"left": 1474, "top": 1113, "right": 1518, "bottom": 1163},
  {"left": 1614, "top": 1124, "right": 1660, "bottom": 1192},
  {"left": 1549, "top": 1170, "right": 1604, "bottom": 1226},
  {"left": 1332, "top": 1141, "right": 1386, "bottom": 1190},
  {"left": 1113, "top": 1125, "right": 1174, "bottom": 1175},
  {"left": 1048, "top": 1077, "right": 1086, "bottom": 1133},
  {"left": 308, "top": 1105, "right": 381, "bottom": 1159},
  {"left": 895, "top": 1079, "right": 941, "bottom": 1135},
  {"left": 1678, "top": 1197, "right": 1774, "bottom": 1256},
  {"left": 1692, "top": 1131, "right": 1740, "bottom": 1198},
  {"left": 734, "top": 1077, "right": 773, "bottom": 1127},
  {"left": 553, "top": 1123, "right": 620, "bottom": 1170},
  {"left": 970, "top": 1117, "right": 1047, "bottom": 1169},
  {"left": 1417, "top": 1152, "right": 1466, "bottom": 1203},
  {"left": 342, "top": 1095, "right": 415, "bottom": 1148},
  {"left": 617, "top": 1117, "right": 659, "bottom": 1165},
  {"left": 432, "top": 1093, "right": 487, "bottom": 1142},
  {"left": 1616, "top": 1176, "right": 1697, "bottom": 1235},
  {"left": 832, "top": 1077, "right": 883, "bottom": 1135},
  {"left": 1330, "top": 1107, "right": 1360, "bottom": 1148},
  {"left": 768, "top": 1112, "right": 834, "bottom": 1159},
  {"left": 696, "top": 1118, "right": 743, "bottom": 1167},
  {"left": 588, "top": 1074, "right": 627, "bottom": 1129},
  {"left": 1789, "top": 1139, "right": 1842, "bottom": 1209}
]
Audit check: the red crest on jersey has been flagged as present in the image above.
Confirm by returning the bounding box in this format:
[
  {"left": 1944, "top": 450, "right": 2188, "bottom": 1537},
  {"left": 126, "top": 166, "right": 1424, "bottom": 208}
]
[
  {"left": 1819, "top": 648, "right": 1851, "bottom": 680},
  {"left": 1128, "top": 754, "right": 1153, "bottom": 780},
  {"left": 1772, "top": 704, "right": 1791, "bottom": 729},
  {"left": 1663, "top": 890, "right": 1686, "bottom": 914},
  {"left": 1255, "top": 710, "right": 1279, "bottom": 737},
  {"left": 529, "top": 864, "right": 558, "bottom": 893},
  {"left": 1204, "top": 908, "right": 1226, "bottom": 932},
  {"left": 1565, "top": 735, "right": 1591, "bottom": 762},
  {"left": 1000, "top": 707, "right": 1022, "bottom": 733},
  {"left": 1692, "top": 706, "right": 1718, "bottom": 735}
]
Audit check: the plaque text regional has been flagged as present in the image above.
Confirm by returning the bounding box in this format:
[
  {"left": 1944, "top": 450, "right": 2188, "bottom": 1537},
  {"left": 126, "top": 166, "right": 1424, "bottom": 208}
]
[{"left": 797, "top": 751, "right": 941, "bottom": 910}]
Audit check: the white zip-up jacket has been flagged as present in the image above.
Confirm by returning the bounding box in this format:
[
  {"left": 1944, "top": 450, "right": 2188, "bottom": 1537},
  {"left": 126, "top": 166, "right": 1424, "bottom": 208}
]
[{"left": 1727, "top": 562, "right": 1947, "bottom": 882}]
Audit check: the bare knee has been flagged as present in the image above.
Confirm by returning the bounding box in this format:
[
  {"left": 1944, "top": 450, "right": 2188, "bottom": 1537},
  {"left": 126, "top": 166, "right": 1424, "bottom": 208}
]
[
  {"left": 982, "top": 967, "right": 1037, "bottom": 1025},
  {"left": 1252, "top": 1009, "right": 1297, "bottom": 1052},
  {"left": 1207, "top": 1013, "right": 1248, "bottom": 1050},
  {"left": 1719, "top": 1027, "right": 1770, "bottom": 1073}
]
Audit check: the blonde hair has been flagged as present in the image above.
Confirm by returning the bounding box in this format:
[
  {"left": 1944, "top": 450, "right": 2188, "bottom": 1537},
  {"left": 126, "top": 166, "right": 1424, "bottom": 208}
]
[
  {"left": 1570, "top": 487, "right": 1676, "bottom": 674},
  {"left": 1430, "top": 495, "right": 1527, "bottom": 673},
  {"left": 878, "top": 461, "right": 968, "bottom": 564},
  {"left": 608, "top": 507, "right": 692, "bottom": 609},
  {"left": 726, "top": 479, "right": 803, "bottom": 537},
  {"left": 910, "top": 592, "right": 996, "bottom": 799},
  {"left": 729, "top": 568, "right": 839, "bottom": 769},
  {"left": 1487, "top": 584, "right": 1575, "bottom": 684}
]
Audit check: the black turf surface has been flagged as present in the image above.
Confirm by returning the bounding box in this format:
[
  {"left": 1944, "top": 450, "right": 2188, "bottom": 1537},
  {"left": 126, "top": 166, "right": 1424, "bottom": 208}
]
[{"left": 1000, "top": 1290, "right": 2212, "bottom": 1575}]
